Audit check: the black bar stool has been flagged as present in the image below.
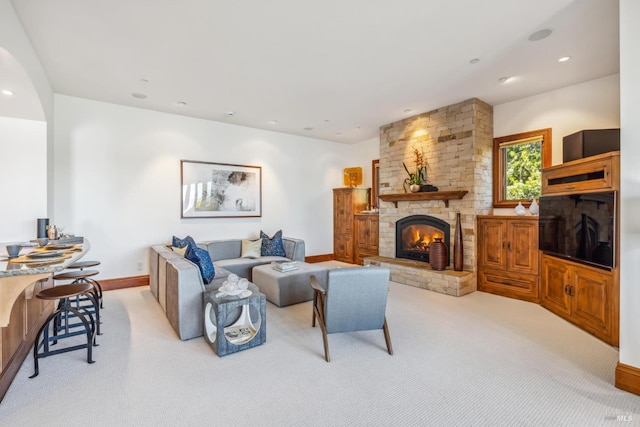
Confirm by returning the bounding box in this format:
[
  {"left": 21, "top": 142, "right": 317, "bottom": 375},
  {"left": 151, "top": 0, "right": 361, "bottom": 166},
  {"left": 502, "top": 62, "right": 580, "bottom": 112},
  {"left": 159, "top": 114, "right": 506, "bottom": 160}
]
[
  {"left": 30, "top": 283, "right": 98, "bottom": 378},
  {"left": 53, "top": 270, "right": 102, "bottom": 335},
  {"left": 64, "top": 262, "right": 104, "bottom": 309}
]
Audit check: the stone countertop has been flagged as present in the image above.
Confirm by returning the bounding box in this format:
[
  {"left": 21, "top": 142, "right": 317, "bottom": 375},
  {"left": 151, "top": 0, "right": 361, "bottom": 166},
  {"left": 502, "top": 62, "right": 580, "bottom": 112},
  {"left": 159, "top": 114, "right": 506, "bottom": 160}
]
[{"left": 0, "top": 239, "right": 90, "bottom": 278}]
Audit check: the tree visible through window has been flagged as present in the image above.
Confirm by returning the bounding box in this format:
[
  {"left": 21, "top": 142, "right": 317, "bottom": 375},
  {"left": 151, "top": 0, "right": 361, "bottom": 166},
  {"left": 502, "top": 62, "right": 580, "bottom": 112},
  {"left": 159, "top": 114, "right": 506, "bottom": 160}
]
[
  {"left": 505, "top": 140, "right": 541, "bottom": 200},
  {"left": 493, "top": 128, "right": 551, "bottom": 208}
]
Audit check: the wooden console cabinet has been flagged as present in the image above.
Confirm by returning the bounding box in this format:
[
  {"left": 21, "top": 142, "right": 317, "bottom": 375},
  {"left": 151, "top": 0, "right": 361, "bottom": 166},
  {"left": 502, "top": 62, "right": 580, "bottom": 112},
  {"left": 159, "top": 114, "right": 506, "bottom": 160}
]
[
  {"left": 333, "top": 188, "right": 370, "bottom": 263},
  {"left": 354, "top": 214, "right": 379, "bottom": 265},
  {"left": 539, "top": 151, "right": 619, "bottom": 346},
  {"left": 540, "top": 253, "right": 617, "bottom": 346},
  {"left": 477, "top": 216, "right": 539, "bottom": 302}
]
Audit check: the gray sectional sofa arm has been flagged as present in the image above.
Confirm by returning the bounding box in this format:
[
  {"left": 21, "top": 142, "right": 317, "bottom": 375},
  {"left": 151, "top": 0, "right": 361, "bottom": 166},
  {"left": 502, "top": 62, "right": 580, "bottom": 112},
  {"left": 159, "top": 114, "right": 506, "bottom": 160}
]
[{"left": 149, "top": 237, "right": 305, "bottom": 341}]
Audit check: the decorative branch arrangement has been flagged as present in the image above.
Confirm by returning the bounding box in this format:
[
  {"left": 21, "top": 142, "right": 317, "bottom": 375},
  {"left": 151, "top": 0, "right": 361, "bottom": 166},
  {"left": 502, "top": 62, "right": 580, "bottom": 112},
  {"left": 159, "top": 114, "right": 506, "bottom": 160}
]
[{"left": 403, "top": 147, "right": 427, "bottom": 193}]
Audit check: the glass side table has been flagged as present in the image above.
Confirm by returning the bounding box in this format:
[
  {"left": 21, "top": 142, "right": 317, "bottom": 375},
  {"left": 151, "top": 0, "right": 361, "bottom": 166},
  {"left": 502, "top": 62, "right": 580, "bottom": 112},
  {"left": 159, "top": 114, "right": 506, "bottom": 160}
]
[{"left": 203, "top": 285, "right": 266, "bottom": 357}]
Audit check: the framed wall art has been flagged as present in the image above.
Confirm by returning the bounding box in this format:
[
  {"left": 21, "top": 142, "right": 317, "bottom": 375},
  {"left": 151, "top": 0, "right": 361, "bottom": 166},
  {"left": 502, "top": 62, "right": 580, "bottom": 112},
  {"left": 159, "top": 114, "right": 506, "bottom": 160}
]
[{"left": 181, "top": 160, "right": 262, "bottom": 218}]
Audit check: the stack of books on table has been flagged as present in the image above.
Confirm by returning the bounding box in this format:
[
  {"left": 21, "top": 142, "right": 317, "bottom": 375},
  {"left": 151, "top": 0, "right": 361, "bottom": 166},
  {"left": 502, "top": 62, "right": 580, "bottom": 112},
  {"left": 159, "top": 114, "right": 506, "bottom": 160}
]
[{"left": 272, "top": 261, "right": 297, "bottom": 272}]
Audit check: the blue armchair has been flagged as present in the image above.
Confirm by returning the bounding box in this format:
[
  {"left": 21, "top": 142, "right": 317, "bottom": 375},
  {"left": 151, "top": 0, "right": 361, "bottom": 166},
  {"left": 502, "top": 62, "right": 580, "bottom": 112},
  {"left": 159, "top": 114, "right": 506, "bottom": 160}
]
[{"left": 309, "top": 266, "right": 393, "bottom": 362}]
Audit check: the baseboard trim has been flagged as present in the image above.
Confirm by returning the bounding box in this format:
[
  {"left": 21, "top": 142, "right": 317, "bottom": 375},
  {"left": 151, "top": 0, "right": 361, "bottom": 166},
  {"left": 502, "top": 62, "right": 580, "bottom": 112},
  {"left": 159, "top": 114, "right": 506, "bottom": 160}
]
[
  {"left": 305, "top": 254, "right": 335, "bottom": 263},
  {"left": 101, "top": 275, "right": 149, "bottom": 291},
  {"left": 615, "top": 363, "right": 640, "bottom": 396}
]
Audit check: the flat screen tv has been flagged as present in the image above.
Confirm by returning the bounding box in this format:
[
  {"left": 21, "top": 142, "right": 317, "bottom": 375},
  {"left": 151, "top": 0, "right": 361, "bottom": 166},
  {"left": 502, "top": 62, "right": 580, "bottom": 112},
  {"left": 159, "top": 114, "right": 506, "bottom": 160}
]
[{"left": 538, "top": 191, "right": 616, "bottom": 269}]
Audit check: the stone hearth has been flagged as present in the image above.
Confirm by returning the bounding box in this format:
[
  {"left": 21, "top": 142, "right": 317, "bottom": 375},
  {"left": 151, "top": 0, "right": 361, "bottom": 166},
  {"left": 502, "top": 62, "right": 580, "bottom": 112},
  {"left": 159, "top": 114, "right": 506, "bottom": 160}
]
[
  {"left": 376, "top": 98, "right": 494, "bottom": 296},
  {"left": 365, "top": 256, "right": 476, "bottom": 296}
]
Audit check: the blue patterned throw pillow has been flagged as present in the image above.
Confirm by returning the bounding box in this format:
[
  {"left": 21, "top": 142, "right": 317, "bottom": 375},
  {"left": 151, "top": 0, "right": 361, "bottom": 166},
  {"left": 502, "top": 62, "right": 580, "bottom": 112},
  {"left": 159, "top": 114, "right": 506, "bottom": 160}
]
[
  {"left": 260, "top": 230, "right": 286, "bottom": 257},
  {"left": 185, "top": 246, "right": 215, "bottom": 284},
  {"left": 172, "top": 235, "right": 197, "bottom": 251}
]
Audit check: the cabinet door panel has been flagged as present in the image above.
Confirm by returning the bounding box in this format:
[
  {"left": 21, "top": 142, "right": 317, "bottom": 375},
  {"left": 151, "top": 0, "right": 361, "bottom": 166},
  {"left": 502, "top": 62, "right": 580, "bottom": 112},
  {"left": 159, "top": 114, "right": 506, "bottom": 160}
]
[
  {"left": 334, "top": 235, "right": 353, "bottom": 263},
  {"left": 572, "top": 266, "right": 612, "bottom": 334},
  {"left": 540, "top": 255, "right": 572, "bottom": 316},
  {"left": 508, "top": 221, "right": 539, "bottom": 273},
  {"left": 478, "top": 219, "right": 506, "bottom": 269},
  {"left": 354, "top": 216, "right": 368, "bottom": 249},
  {"left": 369, "top": 216, "right": 379, "bottom": 251},
  {"left": 333, "top": 191, "right": 352, "bottom": 233}
]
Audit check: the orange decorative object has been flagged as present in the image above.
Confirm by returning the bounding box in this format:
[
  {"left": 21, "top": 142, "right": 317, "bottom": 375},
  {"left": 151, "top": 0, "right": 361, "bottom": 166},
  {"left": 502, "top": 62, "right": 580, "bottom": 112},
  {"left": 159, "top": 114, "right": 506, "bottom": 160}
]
[{"left": 343, "top": 167, "right": 362, "bottom": 187}]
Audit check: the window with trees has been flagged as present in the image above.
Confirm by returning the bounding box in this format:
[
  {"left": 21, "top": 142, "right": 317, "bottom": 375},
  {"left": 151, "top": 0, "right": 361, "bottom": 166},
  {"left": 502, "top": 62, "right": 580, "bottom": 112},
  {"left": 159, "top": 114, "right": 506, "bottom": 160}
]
[{"left": 493, "top": 128, "right": 552, "bottom": 208}]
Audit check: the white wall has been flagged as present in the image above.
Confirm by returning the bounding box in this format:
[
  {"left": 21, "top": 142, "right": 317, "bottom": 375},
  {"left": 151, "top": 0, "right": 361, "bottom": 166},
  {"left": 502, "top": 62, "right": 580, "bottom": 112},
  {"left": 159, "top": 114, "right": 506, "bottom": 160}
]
[
  {"left": 0, "top": 0, "right": 53, "bottom": 227},
  {"left": 492, "top": 74, "right": 621, "bottom": 216},
  {"left": 0, "top": 0, "right": 53, "bottom": 122},
  {"left": 53, "top": 95, "right": 355, "bottom": 279},
  {"left": 619, "top": 0, "right": 640, "bottom": 371},
  {"left": 0, "top": 116, "right": 47, "bottom": 241},
  {"left": 348, "top": 136, "right": 380, "bottom": 189},
  {"left": 494, "top": 74, "right": 620, "bottom": 166}
]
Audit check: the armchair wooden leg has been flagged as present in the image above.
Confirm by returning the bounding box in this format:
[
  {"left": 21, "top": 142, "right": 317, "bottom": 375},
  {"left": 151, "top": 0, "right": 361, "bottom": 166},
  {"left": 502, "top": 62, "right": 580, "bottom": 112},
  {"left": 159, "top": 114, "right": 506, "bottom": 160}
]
[
  {"left": 311, "top": 289, "right": 330, "bottom": 362},
  {"left": 320, "top": 321, "right": 330, "bottom": 362},
  {"left": 312, "top": 291, "right": 317, "bottom": 327},
  {"left": 383, "top": 318, "right": 393, "bottom": 355}
]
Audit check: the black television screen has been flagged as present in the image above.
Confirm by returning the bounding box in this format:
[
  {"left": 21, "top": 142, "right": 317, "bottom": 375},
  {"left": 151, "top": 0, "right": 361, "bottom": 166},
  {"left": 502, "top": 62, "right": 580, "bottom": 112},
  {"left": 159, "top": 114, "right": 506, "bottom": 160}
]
[{"left": 538, "top": 191, "right": 616, "bottom": 269}]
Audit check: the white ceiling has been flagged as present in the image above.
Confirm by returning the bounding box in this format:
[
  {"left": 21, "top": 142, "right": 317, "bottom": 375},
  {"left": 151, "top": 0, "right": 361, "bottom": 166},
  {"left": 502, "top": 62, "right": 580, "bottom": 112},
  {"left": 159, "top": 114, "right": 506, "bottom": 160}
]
[{"left": 3, "top": 0, "right": 619, "bottom": 143}]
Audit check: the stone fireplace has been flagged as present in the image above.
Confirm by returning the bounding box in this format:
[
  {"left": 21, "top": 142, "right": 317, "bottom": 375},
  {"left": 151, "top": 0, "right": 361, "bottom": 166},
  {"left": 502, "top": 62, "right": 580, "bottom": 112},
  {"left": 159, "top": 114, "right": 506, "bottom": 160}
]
[
  {"left": 364, "top": 98, "right": 494, "bottom": 296},
  {"left": 396, "top": 215, "right": 450, "bottom": 263}
]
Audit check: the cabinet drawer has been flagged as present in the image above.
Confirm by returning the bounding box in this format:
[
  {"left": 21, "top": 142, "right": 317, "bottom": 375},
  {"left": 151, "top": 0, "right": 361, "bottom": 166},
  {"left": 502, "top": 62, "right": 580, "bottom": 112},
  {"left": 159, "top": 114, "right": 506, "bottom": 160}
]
[
  {"left": 542, "top": 153, "right": 618, "bottom": 195},
  {"left": 478, "top": 270, "right": 539, "bottom": 303}
]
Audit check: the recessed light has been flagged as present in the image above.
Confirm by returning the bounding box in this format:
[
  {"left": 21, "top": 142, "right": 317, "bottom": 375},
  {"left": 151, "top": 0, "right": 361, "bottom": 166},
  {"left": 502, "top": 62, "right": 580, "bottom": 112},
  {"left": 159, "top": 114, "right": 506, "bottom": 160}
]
[
  {"left": 140, "top": 79, "right": 149, "bottom": 84},
  {"left": 336, "top": 132, "right": 342, "bottom": 136},
  {"left": 132, "top": 93, "right": 147, "bottom": 99},
  {"left": 324, "top": 119, "right": 330, "bottom": 123},
  {"left": 177, "top": 101, "right": 187, "bottom": 107},
  {"left": 558, "top": 56, "right": 571, "bottom": 62},
  {"left": 304, "top": 127, "right": 314, "bottom": 131},
  {"left": 1, "top": 89, "right": 14, "bottom": 96},
  {"left": 356, "top": 127, "right": 361, "bottom": 130},
  {"left": 404, "top": 109, "right": 413, "bottom": 113},
  {"left": 528, "top": 29, "right": 552, "bottom": 41},
  {"left": 498, "top": 76, "right": 512, "bottom": 84},
  {"left": 469, "top": 58, "right": 480, "bottom": 64},
  {"left": 267, "top": 120, "right": 278, "bottom": 125},
  {"left": 227, "top": 111, "right": 235, "bottom": 117}
]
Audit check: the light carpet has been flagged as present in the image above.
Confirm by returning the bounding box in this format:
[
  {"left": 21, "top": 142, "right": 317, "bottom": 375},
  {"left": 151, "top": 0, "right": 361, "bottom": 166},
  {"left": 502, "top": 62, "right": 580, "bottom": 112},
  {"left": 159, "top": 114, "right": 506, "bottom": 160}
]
[{"left": 0, "top": 277, "right": 639, "bottom": 426}]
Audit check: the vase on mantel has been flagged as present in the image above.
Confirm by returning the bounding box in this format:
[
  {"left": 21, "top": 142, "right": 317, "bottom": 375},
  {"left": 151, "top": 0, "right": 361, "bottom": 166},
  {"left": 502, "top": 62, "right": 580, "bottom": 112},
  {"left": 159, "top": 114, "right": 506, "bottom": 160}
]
[
  {"left": 409, "top": 184, "right": 421, "bottom": 193},
  {"left": 429, "top": 238, "right": 448, "bottom": 271},
  {"left": 453, "top": 212, "right": 463, "bottom": 271}
]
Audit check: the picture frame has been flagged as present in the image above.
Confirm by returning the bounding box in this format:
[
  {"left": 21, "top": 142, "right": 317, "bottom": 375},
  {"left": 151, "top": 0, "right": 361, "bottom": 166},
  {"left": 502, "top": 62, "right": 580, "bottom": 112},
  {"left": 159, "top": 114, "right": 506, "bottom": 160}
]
[{"left": 181, "top": 160, "right": 262, "bottom": 218}]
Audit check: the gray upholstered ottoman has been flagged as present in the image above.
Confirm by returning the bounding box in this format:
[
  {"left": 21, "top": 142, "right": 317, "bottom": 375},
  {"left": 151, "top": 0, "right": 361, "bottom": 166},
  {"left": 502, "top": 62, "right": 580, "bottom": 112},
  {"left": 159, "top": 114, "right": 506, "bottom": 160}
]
[{"left": 252, "top": 262, "right": 328, "bottom": 307}]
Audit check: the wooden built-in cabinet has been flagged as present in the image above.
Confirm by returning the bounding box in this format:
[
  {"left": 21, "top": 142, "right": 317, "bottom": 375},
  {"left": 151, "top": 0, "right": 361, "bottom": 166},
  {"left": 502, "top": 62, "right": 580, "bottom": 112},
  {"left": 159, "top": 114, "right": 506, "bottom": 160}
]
[
  {"left": 477, "top": 152, "right": 620, "bottom": 347},
  {"left": 354, "top": 214, "right": 379, "bottom": 265},
  {"left": 333, "top": 188, "right": 371, "bottom": 264},
  {"left": 477, "top": 216, "right": 539, "bottom": 302},
  {"left": 540, "top": 253, "right": 617, "bottom": 346},
  {"left": 538, "top": 150, "right": 620, "bottom": 347}
]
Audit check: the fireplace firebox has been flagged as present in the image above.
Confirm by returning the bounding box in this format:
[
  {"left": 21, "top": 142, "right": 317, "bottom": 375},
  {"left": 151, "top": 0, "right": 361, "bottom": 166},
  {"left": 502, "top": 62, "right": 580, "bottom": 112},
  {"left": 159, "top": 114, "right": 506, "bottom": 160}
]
[{"left": 396, "top": 215, "right": 450, "bottom": 263}]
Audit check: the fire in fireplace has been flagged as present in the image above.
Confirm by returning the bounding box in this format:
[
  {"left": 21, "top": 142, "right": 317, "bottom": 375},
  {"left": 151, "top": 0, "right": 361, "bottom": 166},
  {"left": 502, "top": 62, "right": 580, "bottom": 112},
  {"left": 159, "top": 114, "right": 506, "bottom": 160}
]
[{"left": 396, "top": 215, "right": 450, "bottom": 263}]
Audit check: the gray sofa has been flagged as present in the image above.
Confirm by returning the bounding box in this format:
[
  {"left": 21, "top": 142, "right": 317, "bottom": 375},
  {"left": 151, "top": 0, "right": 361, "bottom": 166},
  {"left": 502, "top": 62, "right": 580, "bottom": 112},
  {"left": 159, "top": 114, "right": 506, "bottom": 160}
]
[{"left": 149, "top": 237, "right": 305, "bottom": 340}]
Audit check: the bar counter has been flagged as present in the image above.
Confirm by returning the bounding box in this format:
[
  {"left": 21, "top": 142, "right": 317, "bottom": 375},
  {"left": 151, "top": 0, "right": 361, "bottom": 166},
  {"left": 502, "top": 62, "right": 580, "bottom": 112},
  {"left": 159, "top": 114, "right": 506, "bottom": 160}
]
[{"left": 0, "top": 239, "right": 89, "bottom": 401}]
